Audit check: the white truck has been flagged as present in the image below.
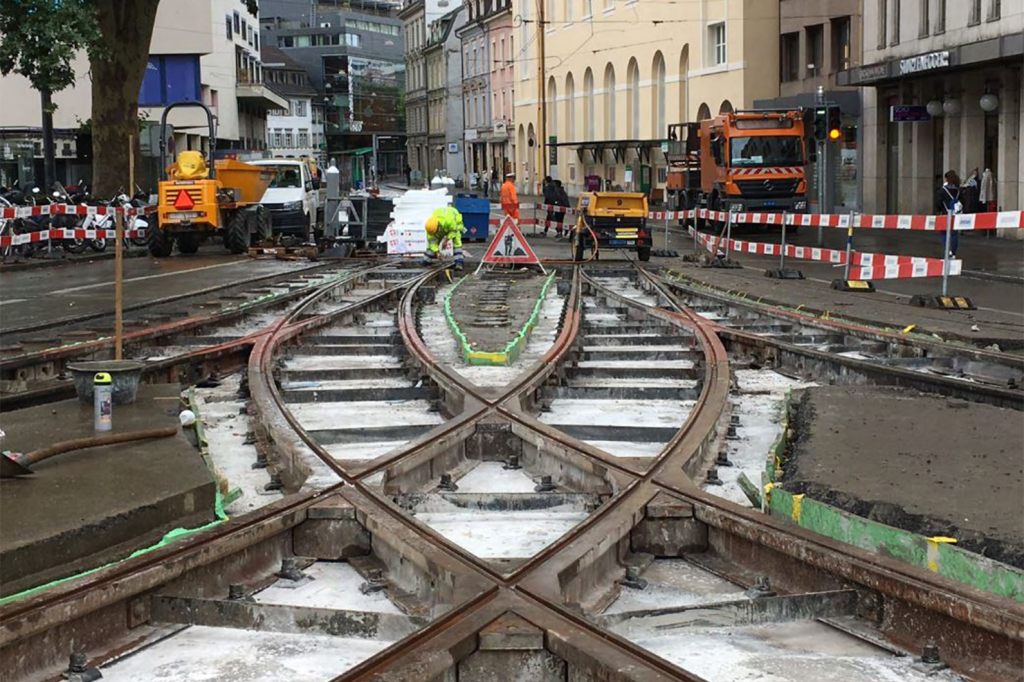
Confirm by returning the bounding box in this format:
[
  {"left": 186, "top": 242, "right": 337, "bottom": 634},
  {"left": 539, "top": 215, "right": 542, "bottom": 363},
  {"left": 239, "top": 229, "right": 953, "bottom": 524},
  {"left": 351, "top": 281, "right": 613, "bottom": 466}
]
[{"left": 248, "top": 158, "right": 321, "bottom": 241}]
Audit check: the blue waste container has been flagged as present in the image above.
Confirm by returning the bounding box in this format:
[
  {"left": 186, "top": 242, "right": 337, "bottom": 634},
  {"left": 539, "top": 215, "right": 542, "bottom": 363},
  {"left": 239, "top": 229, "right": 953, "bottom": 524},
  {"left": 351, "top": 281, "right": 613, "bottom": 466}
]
[{"left": 454, "top": 193, "right": 491, "bottom": 242}]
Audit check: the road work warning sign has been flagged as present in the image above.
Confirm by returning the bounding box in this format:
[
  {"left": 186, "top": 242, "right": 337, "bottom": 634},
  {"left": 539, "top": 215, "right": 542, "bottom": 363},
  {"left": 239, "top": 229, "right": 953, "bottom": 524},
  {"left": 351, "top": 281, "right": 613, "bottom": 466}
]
[{"left": 479, "top": 216, "right": 541, "bottom": 268}]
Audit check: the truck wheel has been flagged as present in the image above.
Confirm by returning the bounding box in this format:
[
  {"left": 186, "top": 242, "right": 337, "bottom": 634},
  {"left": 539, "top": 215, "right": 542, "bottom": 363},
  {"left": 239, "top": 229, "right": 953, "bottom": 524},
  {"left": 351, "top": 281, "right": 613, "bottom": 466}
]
[
  {"left": 147, "top": 228, "right": 173, "bottom": 257},
  {"left": 637, "top": 246, "right": 652, "bottom": 262},
  {"left": 247, "top": 206, "right": 272, "bottom": 245},
  {"left": 225, "top": 211, "right": 250, "bottom": 255},
  {"left": 177, "top": 233, "right": 201, "bottom": 254}
]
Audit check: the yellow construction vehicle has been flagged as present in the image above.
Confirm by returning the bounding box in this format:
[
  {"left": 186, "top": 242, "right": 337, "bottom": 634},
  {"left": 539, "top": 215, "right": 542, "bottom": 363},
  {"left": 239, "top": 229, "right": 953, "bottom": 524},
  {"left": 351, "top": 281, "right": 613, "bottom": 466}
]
[
  {"left": 151, "top": 101, "right": 274, "bottom": 256},
  {"left": 570, "top": 192, "right": 651, "bottom": 262}
]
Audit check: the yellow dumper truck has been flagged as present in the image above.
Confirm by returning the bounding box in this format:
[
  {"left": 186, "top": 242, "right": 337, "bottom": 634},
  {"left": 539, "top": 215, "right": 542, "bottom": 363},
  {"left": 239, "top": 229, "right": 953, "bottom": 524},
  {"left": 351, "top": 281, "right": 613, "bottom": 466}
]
[
  {"left": 151, "top": 102, "right": 274, "bottom": 256},
  {"left": 570, "top": 192, "right": 652, "bottom": 262}
]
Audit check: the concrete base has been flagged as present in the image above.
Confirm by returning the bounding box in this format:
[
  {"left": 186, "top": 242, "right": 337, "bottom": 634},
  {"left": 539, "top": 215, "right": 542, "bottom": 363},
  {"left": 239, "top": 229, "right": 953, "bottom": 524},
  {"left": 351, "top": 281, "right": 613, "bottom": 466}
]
[{"left": 0, "top": 384, "right": 216, "bottom": 597}]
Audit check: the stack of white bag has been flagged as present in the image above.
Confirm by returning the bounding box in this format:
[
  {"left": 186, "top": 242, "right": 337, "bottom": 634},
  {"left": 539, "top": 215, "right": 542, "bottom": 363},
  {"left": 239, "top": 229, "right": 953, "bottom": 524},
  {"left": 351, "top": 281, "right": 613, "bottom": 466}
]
[{"left": 379, "top": 188, "right": 452, "bottom": 256}]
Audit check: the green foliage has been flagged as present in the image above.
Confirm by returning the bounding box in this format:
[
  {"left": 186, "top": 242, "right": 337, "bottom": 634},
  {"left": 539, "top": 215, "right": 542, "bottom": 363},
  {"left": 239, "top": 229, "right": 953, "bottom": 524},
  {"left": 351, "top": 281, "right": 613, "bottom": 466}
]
[{"left": 0, "top": 0, "right": 100, "bottom": 94}]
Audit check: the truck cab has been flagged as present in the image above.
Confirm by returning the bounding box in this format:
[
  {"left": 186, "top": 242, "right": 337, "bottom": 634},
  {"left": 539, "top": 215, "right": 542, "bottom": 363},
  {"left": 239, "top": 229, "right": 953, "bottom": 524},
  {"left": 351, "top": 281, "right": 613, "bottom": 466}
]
[
  {"left": 700, "top": 110, "right": 808, "bottom": 214},
  {"left": 248, "top": 159, "right": 321, "bottom": 241}
]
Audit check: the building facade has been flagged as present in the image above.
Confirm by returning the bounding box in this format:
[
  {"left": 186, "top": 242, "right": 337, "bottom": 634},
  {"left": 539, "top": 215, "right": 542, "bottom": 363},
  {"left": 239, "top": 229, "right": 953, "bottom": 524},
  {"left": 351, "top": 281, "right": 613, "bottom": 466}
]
[
  {"left": 400, "top": 0, "right": 448, "bottom": 180},
  {"left": 841, "top": 0, "right": 1022, "bottom": 224},
  {"left": 756, "top": 0, "right": 864, "bottom": 211},
  {"left": 262, "top": 46, "right": 322, "bottom": 162},
  {"left": 0, "top": 0, "right": 285, "bottom": 190},
  {"left": 457, "top": 0, "right": 514, "bottom": 188},
  {"left": 424, "top": 7, "right": 468, "bottom": 179},
  {"left": 512, "top": 0, "right": 781, "bottom": 198},
  {"left": 260, "top": 0, "right": 406, "bottom": 186}
]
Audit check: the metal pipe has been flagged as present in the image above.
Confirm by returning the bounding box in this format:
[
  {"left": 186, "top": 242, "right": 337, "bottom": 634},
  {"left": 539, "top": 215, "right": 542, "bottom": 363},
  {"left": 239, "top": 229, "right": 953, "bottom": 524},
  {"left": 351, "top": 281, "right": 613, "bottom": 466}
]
[{"left": 942, "top": 208, "right": 954, "bottom": 296}]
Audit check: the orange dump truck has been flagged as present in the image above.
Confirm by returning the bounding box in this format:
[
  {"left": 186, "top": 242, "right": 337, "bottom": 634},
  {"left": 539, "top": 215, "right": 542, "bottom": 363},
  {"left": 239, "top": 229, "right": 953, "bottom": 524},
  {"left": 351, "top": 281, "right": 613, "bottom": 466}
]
[
  {"left": 666, "top": 109, "right": 809, "bottom": 221},
  {"left": 151, "top": 101, "right": 274, "bottom": 257}
]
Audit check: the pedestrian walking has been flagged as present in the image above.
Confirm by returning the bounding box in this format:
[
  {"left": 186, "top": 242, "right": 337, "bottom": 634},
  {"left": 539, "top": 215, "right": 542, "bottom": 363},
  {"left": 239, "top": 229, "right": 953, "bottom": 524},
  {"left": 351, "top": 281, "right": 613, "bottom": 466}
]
[
  {"left": 404, "top": 164, "right": 412, "bottom": 187},
  {"left": 936, "top": 170, "right": 963, "bottom": 257},
  {"left": 490, "top": 168, "right": 498, "bottom": 199},
  {"left": 542, "top": 176, "right": 556, "bottom": 237},
  {"left": 552, "top": 179, "right": 570, "bottom": 238},
  {"left": 979, "top": 168, "right": 995, "bottom": 211},
  {"left": 500, "top": 172, "right": 520, "bottom": 221}
]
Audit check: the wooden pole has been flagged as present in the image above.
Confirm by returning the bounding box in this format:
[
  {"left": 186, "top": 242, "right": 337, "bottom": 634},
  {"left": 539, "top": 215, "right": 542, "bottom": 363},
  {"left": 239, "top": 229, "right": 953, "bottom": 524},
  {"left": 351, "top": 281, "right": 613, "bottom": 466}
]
[{"left": 114, "top": 135, "right": 132, "bottom": 360}]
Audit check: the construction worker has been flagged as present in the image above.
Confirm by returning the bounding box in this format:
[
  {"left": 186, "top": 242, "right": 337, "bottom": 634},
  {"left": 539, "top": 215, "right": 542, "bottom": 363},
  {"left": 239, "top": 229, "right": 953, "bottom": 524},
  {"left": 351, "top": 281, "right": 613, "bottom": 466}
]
[
  {"left": 500, "top": 172, "right": 519, "bottom": 220},
  {"left": 421, "top": 205, "right": 465, "bottom": 270}
]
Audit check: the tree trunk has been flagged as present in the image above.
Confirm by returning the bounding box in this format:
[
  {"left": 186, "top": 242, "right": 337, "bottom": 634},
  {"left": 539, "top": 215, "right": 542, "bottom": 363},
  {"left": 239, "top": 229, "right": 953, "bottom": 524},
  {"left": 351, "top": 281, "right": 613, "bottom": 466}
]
[
  {"left": 90, "top": 0, "right": 160, "bottom": 197},
  {"left": 40, "top": 88, "right": 57, "bottom": 191}
]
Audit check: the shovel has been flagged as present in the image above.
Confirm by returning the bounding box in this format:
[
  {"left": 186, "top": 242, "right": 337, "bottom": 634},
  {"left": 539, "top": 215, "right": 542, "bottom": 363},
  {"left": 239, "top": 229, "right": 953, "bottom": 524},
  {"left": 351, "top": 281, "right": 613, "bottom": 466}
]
[{"left": 1, "top": 426, "right": 179, "bottom": 478}]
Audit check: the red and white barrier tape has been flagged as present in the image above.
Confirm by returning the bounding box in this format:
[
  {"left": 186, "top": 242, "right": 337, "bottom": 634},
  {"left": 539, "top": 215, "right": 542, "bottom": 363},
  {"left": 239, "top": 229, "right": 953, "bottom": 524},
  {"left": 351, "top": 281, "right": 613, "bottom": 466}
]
[
  {"left": 691, "top": 228, "right": 961, "bottom": 280},
  {"left": 0, "top": 228, "right": 147, "bottom": 248},
  {"left": 0, "top": 203, "right": 155, "bottom": 220}
]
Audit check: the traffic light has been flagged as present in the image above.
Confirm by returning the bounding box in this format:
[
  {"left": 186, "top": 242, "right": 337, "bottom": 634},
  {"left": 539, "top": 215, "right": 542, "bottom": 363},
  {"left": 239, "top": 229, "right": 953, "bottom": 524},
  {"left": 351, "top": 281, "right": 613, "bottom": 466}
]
[
  {"left": 827, "top": 106, "right": 842, "bottom": 142},
  {"left": 813, "top": 108, "right": 827, "bottom": 141}
]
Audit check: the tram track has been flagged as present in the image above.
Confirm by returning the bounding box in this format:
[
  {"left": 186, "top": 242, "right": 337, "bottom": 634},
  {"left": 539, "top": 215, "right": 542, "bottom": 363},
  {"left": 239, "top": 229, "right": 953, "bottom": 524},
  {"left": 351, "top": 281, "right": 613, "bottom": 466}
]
[{"left": 1, "top": 259, "right": 1021, "bottom": 681}]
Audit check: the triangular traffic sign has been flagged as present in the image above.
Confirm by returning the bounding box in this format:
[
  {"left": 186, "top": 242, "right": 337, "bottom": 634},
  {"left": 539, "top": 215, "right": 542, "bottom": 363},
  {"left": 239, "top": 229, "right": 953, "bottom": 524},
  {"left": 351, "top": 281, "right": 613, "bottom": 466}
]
[
  {"left": 480, "top": 216, "right": 541, "bottom": 268},
  {"left": 173, "top": 189, "right": 195, "bottom": 210}
]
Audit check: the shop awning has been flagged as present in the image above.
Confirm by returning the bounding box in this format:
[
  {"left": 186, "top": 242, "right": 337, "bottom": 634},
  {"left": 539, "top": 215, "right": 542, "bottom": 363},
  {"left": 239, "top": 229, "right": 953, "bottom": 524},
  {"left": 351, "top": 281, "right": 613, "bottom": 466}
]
[
  {"left": 340, "top": 147, "right": 374, "bottom": 156},
  {"left": 551, "top": 138, "right": 669, "bottom": 164}
]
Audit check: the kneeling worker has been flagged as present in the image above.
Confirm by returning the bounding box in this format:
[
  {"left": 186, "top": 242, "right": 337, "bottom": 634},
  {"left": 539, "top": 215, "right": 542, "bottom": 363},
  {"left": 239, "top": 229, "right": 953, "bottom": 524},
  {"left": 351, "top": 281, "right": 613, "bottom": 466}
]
[{"left": 421, "top": 205, "right": 465, "bottom": 270}]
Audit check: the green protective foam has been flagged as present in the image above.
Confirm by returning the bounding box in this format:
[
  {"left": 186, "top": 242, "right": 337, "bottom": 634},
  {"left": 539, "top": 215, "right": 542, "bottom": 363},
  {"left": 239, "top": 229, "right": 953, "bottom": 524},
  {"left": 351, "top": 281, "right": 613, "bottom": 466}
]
[
  {"left": 0, "top": 390, "right": 230, "bottom": 607},
  {"left": 444, "top": 272, "right": 557, "bottom": 366},
  {"left": 764, "top": 391, "right": 1024, "bottom": 602}
]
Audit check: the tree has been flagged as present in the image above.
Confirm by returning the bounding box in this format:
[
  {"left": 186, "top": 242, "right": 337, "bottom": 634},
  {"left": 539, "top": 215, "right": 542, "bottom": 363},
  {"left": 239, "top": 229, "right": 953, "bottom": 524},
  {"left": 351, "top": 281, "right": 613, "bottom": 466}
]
[
  {"left": 89, "top": 1, "right": 160, "bottom": 196},
  {"left": 0, "top": 0, "right": 99, "bottom": 190}
]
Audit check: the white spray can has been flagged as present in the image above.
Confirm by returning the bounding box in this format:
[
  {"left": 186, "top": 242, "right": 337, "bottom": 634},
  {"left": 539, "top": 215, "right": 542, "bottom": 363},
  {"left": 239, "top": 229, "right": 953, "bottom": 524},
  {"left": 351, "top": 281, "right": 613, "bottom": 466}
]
[{"left": 94, "top": 372, "right": 113, "bottom": 432}]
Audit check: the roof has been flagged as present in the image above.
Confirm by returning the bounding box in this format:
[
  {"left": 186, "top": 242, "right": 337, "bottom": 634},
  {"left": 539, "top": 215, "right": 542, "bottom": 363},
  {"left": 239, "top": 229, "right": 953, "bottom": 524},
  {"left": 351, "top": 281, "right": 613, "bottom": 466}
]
[
  {"left": 426, "top": 6, "right": 463, "bottom": 47},
  {"left": 260, "top": 45, "right": 304, "bottom": 70}
]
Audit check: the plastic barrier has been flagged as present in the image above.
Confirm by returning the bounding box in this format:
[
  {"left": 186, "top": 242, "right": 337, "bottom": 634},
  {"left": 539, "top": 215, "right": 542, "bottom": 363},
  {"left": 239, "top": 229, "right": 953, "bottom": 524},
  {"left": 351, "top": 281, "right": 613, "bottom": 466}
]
[
  {"left": 0, "top": 227, "right": 147, "bottom": 248},
  {"left": 690, "top": 228, "right": 961, "bottom": 280}
]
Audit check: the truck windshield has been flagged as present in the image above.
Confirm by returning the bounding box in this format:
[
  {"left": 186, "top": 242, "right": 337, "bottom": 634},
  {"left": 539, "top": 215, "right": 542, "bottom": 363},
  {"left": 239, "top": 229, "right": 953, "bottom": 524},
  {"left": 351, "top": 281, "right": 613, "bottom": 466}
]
[
  {"left": 264, "top": 166, "right": 303, "bottom": 188},
  {"left": 729, "top": 136, "right": 803, "bottom": 167}
]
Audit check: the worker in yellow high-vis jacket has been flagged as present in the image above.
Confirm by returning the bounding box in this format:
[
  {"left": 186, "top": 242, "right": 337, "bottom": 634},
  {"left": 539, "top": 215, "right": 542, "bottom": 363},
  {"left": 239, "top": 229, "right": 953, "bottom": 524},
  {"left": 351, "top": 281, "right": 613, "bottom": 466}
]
[{"left": 420, "top": 205, "right": 465, "bottom": 270}]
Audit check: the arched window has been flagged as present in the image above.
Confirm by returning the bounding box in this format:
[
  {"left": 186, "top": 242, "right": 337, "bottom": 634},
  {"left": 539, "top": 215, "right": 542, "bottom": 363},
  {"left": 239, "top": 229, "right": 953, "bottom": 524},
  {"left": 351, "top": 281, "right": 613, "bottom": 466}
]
[
  {"left": 565, "top": 73, "right": 576, "bottom": 141},
  {"left": 583, "top": 68, "right": 594, "bottom": 139},
  {"left": 652, "top": 51, "right": 666, "bottom": 135},
  {"left": 696, "top": 102, "right": 711, "bottom": 121},
  {"left": 603, "top": 63, "right": 616, "bottom": 139},
  {"left": 547, "top": 76, "right": 558, "bottom": 139},
  {"left": 626, "top": 58, "right": 639, "bottom": 138},
  {"left": 678, "top": 45, "right": 689, "bottom": 121},
  {"left": 718, "top": 99, "right": 734, "bottom": 114}
]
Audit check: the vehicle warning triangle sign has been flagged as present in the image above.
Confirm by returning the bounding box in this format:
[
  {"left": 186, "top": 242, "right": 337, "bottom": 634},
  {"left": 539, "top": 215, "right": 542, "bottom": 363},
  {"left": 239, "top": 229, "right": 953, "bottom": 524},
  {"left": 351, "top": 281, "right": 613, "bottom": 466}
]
[{"left": 480, "top": 216, "right": 541, "bottom": 269}]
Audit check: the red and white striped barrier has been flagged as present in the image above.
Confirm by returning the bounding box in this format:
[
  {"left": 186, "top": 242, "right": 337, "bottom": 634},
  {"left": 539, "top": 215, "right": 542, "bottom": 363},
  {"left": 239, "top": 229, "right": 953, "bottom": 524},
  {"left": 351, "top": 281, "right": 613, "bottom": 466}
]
[
  {"left": 691, "top": 228, "right": 961, "bottom": 280},
  {"left": 0, "top": 227, "right": 147, "bottom": 248},
  {"left": 693, "top": 207, "right": 1023, "bottom": 231},
  {"left": 0, "top": 203, "right": 155, "bottom": 220}
]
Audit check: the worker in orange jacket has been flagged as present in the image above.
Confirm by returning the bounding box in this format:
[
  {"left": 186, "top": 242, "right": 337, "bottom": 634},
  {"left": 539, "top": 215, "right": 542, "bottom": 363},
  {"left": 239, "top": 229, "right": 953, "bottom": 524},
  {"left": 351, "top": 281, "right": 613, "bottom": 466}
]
[{"left": 500, "top": 172, "right": 519, "bottom": 220}]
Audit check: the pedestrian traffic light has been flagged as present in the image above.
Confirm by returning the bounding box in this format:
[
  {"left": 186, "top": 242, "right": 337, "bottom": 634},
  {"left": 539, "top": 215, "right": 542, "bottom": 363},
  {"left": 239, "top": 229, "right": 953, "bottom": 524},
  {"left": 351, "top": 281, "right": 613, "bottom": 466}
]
[
  {"left": 827, "top": 106, "right": 842, "bottom": 142},
  {"left": 813, "top": 108, "right": 827, "bottom": 141}
]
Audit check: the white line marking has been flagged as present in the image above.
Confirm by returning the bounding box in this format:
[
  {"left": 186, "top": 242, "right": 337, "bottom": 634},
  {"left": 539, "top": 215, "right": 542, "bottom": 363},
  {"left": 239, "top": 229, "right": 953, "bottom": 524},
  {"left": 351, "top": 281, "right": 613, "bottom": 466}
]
[
  {"left": 0, "top": 298, "right": 27, "bottom": 306},
  {"left": 47, "top": 260, "right": 246, "bottom": 295}
]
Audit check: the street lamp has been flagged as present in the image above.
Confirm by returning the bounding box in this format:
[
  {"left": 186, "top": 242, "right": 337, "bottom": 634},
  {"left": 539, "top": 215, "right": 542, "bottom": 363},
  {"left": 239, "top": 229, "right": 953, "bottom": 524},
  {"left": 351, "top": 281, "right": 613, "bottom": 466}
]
[
  {"left": 979, "top": 93, "right": 999, "bottom": 112},
  {"left": 942, "top": 97, "right": 961, "bottom": 116},
  {"left": 925, "top": 100, "right": 944, "bottom": 117}
]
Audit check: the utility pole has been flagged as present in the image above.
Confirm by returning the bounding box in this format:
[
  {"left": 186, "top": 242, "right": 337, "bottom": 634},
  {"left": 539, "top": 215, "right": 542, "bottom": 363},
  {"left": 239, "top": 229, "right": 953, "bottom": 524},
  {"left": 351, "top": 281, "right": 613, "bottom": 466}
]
[
  {"left": 816, "top": 85, "right": 827, "bottom": 246},
  {"left": 536, "top": 0, "right": 547, "bottom": 190}
]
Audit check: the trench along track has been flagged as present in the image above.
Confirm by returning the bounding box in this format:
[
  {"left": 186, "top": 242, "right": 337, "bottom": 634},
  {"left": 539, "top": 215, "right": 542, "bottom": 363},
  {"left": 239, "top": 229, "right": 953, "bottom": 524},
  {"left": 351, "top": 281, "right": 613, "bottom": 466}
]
[
  {"left": 2, "top": 259, "right": 1021, "bottom": 681},
  {"left": 0, "top": 260, "right": 389, "bottom": 409}
]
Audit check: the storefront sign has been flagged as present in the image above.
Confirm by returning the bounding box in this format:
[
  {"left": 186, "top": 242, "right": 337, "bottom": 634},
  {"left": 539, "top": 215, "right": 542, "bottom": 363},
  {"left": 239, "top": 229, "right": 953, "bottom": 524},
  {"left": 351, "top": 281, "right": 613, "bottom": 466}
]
[
  {"left": 890, "top": 105, "right": 931, "bottom": 122},
  {"left": 899, "top": 50, "right": 950, "bottom": 75}
]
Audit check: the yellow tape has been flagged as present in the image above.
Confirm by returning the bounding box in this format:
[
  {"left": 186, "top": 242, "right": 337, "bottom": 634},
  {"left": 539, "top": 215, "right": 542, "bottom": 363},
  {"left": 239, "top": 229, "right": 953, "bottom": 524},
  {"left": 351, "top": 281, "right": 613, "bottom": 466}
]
[
  {"left": 791, "top": 493, "right": 804, "bottom": 523},
  {"left": 820, "top": 310, "right": 831, "bottom": 320},
  {"left": 926, "top": 536, "right": 958, "bottom": 572},
  {"left": 901, "top": 324, "right": 916, "bottom": 334}
]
